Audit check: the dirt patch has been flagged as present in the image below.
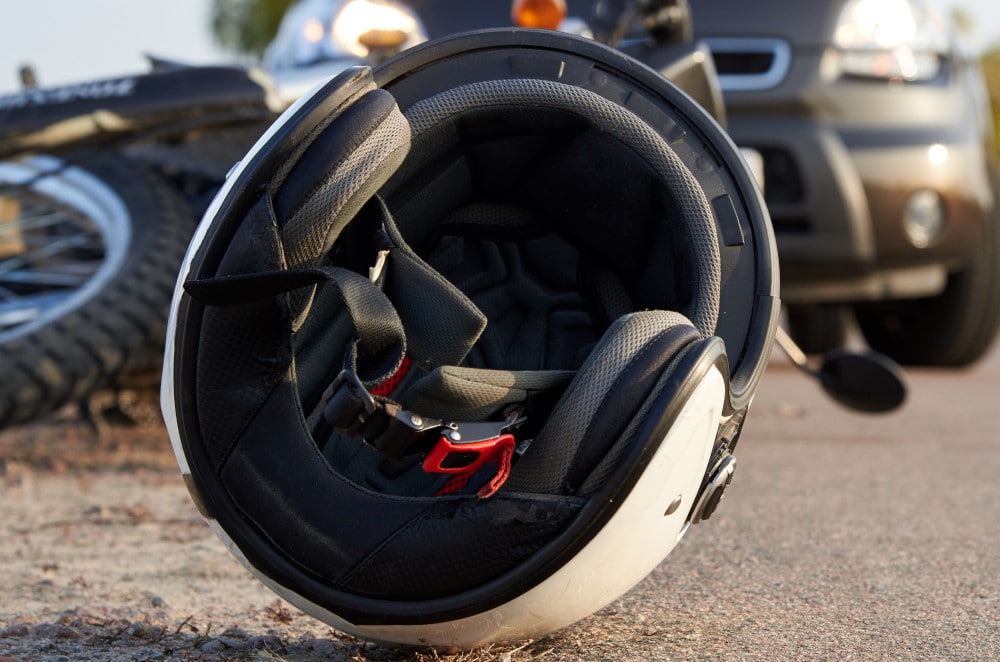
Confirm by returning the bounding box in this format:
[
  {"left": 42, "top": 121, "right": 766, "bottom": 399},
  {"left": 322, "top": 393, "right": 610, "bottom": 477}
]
[
  {"left": 6, "top": 353, "right": 999, "bottom": 661},
  {"left": 0, "top": 392, "right": 574, "bottom": 661}
]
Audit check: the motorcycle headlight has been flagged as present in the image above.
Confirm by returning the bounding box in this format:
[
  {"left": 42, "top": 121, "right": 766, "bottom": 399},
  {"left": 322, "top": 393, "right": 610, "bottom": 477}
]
[
  {"left": 265, "top": 0, "right": 426, "bottom": 70},
  {"left": 832, "top": 0, "right": 950, "bottom": 81},
  {"left": 330, "top": 0, "right": 427, "bottom": 58}
]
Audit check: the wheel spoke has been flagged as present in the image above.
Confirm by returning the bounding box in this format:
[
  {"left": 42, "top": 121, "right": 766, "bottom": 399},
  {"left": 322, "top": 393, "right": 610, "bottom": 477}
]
[
  {"left": 0, "top": 268, "right": 95, "bottom": 287},
  {"left": 1, "top": 208, "right": 76, "bottom": 233},
  {"left": 0, "top": 292, "right": 69, "bottom": 329},
  {"left": 0, "top": 182, "right": 112, "bottom": 335},
  {"left": 0, "top": 160, "right": 142, "bottom": 349},
  {"left": 0, "top": 235, "right": 101, "bottom": 273}
]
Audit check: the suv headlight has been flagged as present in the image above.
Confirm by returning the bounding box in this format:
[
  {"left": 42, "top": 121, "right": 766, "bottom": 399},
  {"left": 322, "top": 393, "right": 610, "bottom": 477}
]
[{"left": 832, "top": 0, "right": 950, "bottom": 81}]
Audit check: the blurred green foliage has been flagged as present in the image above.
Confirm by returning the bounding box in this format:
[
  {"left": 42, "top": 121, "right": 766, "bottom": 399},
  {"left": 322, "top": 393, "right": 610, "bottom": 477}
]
[
  {"left": 983, "top": 48, "right": 1000, "bottom": 162},
  {"left": 210, "top": 0, "right": 295, "bottom": 58}
]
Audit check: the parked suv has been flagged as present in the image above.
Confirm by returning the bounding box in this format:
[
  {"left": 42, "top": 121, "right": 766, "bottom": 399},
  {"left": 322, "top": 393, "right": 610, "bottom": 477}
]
[
  {"left": 266, "top": 0, "right": 1000, "bottom": 367},
  {"left": 692, "top": 0, "right": 1000, "bottom": 366}
]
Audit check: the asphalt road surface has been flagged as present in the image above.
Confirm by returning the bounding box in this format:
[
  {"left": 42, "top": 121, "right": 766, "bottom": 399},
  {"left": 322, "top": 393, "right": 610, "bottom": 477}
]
[
  {"left": 0, "top": 339, "right": 997, "bottom": 661},
  {"left": 613, "top": 340, "right": 1000, "bottom": 661}
]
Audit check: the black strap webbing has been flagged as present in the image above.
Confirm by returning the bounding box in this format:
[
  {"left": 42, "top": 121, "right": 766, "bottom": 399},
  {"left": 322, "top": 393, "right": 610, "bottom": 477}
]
[{"left": 184, "top": 265, "right": 406, "bottom": 386}]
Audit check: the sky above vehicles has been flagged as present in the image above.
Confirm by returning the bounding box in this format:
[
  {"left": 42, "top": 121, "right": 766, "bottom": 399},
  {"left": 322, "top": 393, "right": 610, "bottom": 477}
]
[{"left": 1, "top": 0, "right": 999, "bottom": 93}]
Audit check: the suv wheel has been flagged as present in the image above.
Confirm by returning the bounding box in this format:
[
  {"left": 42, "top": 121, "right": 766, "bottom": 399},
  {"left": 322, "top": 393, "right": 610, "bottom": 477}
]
[{"left": 855, "top": 176, "right": 1000, "bottom": 367}]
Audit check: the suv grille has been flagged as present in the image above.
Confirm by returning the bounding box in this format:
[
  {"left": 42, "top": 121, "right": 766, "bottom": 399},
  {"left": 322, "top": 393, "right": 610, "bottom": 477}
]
[
  {"left": 703, "top": 38, "right": 792, "bottom": 91},
  {"left": 751, "top": 146, "right": 810, "bottom": 233},
  {"left": 758, "top": 147, "right": 804, "bottom": 206}
]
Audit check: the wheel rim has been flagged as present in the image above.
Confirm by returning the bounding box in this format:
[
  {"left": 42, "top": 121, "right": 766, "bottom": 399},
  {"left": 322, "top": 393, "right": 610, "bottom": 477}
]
[{"left": 0, "top": 155, "right": 131, "bottom": 342}]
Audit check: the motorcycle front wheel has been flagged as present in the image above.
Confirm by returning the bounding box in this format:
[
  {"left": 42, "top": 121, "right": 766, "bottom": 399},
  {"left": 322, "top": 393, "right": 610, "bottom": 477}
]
[{"left": 0, "top": 154, "right": 193, "bottom": 428}]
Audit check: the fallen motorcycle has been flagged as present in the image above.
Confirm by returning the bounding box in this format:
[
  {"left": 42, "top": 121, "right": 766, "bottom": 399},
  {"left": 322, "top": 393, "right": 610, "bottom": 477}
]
[
  {"left": 0, "top": 62, "right": 286, "bottom": 427},
  {"left": 0, "top": 0, "right": 431, "bottom": 428}
]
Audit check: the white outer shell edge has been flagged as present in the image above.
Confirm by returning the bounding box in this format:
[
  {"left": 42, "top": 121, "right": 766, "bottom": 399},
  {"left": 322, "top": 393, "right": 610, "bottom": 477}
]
[{"left": 161, "top": 73, "right": 338, "bottom": 477}]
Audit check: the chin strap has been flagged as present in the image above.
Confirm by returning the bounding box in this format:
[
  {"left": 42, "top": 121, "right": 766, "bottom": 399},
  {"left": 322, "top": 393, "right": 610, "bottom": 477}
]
[
  {"left": 185, "top": 264, "right": 407, "bottom": 386},
  {"left": 185, "top": 256, "right": 526, "bottom": 498}
]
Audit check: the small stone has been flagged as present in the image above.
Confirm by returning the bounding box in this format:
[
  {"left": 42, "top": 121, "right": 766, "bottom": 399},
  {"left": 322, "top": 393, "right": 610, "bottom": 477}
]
[
  {"left": 0, "top": 624, "right": 32, "bottom": 638},
  {"left": 125, "top": 621, "right": 164, "bottom": 640},
  {"left": 306, "top": 638, "right": 337, "bottom": 654},
  {"left": 248, "top": 634, "right": 284, "bottom": 652},
  {"left": 33, "top": 623, "right": 80, "bottom": 640}
]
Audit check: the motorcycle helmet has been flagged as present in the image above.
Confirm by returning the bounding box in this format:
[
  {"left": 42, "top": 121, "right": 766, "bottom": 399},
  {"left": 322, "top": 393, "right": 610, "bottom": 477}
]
[{"left": 162, "top": 29, "right": 778, "bottom": 648}]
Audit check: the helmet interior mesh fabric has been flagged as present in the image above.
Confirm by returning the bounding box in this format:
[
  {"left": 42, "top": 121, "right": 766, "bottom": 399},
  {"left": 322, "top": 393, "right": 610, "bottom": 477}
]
[{"left": 402, "top": 78, "right": 721, "bottom": 336}]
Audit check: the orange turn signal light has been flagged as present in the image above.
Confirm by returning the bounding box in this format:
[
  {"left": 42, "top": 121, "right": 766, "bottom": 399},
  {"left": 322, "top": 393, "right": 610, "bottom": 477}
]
[{"left": 511, "top": 0, "right": 567, "bottom": 30}]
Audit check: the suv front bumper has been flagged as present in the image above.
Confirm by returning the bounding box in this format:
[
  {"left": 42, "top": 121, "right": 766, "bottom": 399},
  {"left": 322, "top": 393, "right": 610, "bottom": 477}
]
[{"left": 721, "top": 50, "right": 996, "bottom": 305}]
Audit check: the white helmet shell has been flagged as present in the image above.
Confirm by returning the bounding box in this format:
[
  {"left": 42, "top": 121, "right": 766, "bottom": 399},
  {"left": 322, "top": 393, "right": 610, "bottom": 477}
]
[{"left": 162, "top": 29, "right": 778, "bottom": 648}]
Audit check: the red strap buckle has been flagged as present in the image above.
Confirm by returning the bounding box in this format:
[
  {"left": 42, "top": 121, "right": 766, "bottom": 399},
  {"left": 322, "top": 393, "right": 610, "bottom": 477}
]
[{"left": 423, "top": 432, "right": 517, "bottom": 498}]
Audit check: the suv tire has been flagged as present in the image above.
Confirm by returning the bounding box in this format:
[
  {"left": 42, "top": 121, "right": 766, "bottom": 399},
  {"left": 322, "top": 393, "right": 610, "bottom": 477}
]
[{"left": 855, "top": 174, "right": 1000, "bottom": 367}]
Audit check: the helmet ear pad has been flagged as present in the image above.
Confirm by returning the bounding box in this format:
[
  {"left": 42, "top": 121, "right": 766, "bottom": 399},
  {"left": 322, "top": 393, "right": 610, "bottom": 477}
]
[
  {"left": 270, "top": 86, "right": 412, "bottom": 271},
  {"left": 504, "top": 310, "right": 703, "bottom": 497},
  {"left": 179, "top": 80, "right": 415, "bottom": 477}
]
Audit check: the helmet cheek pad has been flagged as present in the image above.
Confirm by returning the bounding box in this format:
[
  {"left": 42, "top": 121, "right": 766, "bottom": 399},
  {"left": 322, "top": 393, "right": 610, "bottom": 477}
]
[{"left": 162, "top": 30, "right": 778, "bottom": 648}]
